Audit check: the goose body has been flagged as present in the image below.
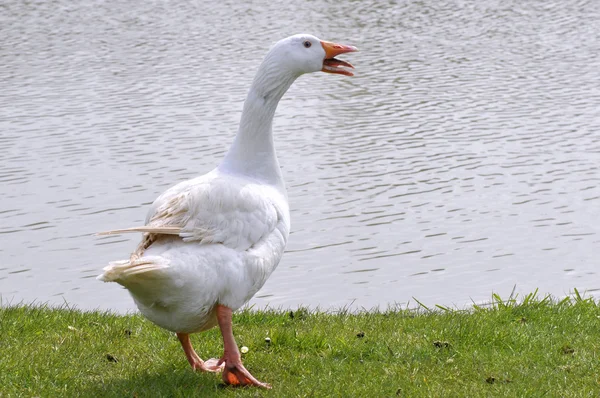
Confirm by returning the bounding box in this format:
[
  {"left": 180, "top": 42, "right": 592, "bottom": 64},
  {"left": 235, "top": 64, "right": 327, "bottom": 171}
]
[
  {"left": 112, "top": 170, "right": 289, "bottom": 334},
  {"left": 97, "top": 34, "right": 356, "bottom": 388}
]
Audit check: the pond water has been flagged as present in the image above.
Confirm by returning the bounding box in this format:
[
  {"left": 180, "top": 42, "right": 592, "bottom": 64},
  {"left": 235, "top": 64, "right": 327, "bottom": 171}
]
[{"left": 1, "top": 0, "right": 599, "bottom": 313}]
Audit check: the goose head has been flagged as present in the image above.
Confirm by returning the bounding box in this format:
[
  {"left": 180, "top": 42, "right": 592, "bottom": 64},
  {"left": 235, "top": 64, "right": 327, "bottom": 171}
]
[{"left": 266, "top": 34, "right": 358, "bottom": 77}]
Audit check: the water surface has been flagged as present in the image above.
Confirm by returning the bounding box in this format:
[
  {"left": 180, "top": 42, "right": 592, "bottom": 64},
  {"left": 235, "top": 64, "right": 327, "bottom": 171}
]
[{"left": 1, "top": 0, "right": 599, "bottom": 312}]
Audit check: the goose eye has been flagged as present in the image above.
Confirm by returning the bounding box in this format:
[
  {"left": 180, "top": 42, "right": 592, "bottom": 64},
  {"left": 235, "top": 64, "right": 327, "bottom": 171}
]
[{"left": 303, "top": 41, "right": 312, "bottom": 48}]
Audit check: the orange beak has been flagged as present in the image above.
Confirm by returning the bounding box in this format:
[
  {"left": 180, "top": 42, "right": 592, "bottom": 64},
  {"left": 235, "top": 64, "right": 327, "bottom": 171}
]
[{"left": 320, "top": 40, "right": 358, "bottom": 76}]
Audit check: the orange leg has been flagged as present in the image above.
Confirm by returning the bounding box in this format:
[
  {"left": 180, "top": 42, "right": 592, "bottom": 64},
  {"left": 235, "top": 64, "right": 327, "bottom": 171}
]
[
  {"left": 215, "top": 305, "right": 271, "bottom": 389},
  {"left": 176, "top": 333, "right": 223, "bottom": 373}
]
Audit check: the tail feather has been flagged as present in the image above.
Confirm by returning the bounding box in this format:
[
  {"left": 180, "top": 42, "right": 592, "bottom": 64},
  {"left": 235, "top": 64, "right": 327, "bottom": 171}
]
[{"left": 97, "top": 256, "right": 170, "bottom": 282}]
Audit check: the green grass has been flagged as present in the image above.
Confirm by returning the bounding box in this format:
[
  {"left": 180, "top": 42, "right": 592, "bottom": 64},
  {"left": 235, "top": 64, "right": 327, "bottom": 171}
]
[{"left": 1, "top": 291, "right": 599, "bottom": 397}]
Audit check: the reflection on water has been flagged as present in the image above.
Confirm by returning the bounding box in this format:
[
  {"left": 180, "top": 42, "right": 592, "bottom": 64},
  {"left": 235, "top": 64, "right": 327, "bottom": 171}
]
[{"left": 1, "top": 0, "right": 599, "bottom": 312}]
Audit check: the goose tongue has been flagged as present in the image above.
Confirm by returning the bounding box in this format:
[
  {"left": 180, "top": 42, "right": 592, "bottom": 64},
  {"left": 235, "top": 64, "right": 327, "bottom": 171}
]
[{"left": 320, "top": 41, "right": 358, "bottom": 76}]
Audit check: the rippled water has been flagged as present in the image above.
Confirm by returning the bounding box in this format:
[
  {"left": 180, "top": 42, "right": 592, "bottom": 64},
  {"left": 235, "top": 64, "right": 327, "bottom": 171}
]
[{"left": 1, "top": 0, "right": 599, "bottom": 312}]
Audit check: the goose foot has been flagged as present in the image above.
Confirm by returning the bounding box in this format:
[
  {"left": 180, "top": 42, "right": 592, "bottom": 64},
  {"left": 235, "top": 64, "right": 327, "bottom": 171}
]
[
  {"left": 220, "top": 357, "right": 271, "bottom": 389},
  {"left": 177, "top": 332, "right": 224, "bottom": 373}
]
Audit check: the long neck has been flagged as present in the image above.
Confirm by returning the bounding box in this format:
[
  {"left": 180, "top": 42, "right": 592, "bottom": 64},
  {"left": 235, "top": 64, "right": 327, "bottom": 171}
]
[{"left": 219, "top": 60, "right": 298, "bottom": 192}]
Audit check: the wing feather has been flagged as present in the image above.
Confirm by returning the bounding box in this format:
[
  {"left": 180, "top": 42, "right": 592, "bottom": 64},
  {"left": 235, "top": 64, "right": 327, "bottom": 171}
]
[
  {"left": 101, "top": 172, "right": 283, "bottom": 255},
  {"left": 97, "top": 226, "right": 181, "bottom": 236}
]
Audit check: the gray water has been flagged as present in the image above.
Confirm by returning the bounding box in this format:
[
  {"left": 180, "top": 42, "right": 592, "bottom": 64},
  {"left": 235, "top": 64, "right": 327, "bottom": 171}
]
[{"left": 1, "top": 0, "right": 599, "bottom": 313}]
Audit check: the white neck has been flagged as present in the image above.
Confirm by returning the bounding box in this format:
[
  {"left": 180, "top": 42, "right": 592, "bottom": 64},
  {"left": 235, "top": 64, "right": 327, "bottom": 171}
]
[{"left": 219, "top": 58, "right": 300, "bottom": 193}]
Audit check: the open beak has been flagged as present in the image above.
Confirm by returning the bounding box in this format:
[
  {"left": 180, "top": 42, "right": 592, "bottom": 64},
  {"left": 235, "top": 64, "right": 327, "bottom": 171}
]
[{"left": 320, "top": 41, "right": 358, "bottom": 76}]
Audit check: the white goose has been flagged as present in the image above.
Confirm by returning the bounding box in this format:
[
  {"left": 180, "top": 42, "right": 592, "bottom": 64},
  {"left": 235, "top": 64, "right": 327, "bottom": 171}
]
[{"left": 97, "top": 34, "right": 356, "bottom": 388}]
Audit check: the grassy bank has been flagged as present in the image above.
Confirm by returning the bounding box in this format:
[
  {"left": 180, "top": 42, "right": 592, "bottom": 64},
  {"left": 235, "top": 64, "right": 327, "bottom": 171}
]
[{"left": 1, "top": 293, "right": 599, "bottom": 397}]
